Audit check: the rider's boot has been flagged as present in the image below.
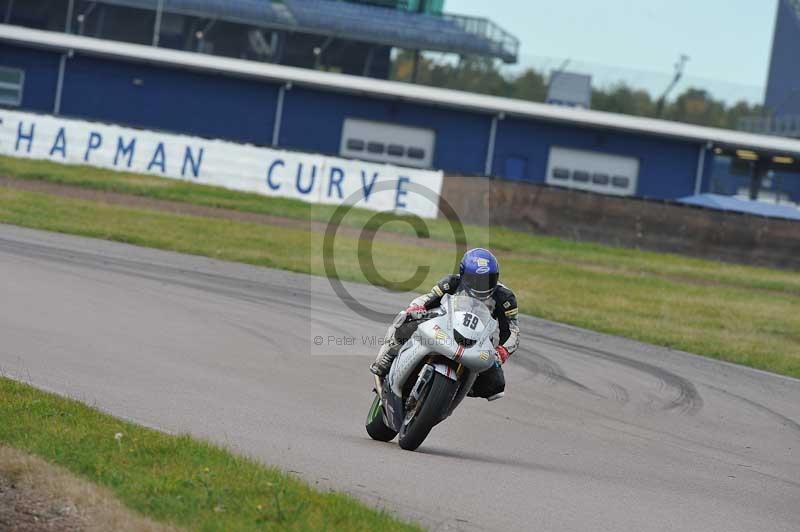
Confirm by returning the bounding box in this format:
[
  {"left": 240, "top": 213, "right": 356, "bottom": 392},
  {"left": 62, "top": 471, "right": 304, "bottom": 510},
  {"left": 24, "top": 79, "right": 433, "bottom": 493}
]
[
  {"left": 467, "top": 388, "right": 504, "bottom": 401},
  {"left": 369, "top": 311, "right": 407, "bottom": 377},
  {"left": 370, "top": 338, "right": 399, "bottom": 377}
]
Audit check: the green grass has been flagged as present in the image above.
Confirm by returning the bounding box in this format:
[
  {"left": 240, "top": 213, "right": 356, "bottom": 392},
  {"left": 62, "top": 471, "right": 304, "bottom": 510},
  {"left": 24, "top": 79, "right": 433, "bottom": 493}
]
[
  {"left": 3, "top": 155, "right": 800, "bottom": 291},
  {"left": 0, "top": 155, "right": 406, "bottom": 233},
  {"left": 1, "top": 154, "right": 798, "bottom": 286},
  {"left": 0, "top": 184, "right": 798, "bottom": 378},
  {"left": 0, "top": 378, "right": 418, "bottom": 531},
  {"left": 0, "top": 155, "right": 516, "bottom": 245}
]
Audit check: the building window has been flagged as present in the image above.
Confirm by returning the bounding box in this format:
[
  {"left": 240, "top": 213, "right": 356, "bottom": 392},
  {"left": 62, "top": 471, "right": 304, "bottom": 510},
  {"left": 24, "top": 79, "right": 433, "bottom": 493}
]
[
  {"left": 346, "top": 139, "right": 365, "bottom": 151},
  {"left": 612, "top": 176, "right": 630, "bottom": 188},
  {"left": 552, "top": 167, "right": 570, "bottom": 180},
  {"left": 592, "top": 173, "right": 610, "bottom": 185},
  {"left": 387, "top": 144, "right": 405, "bottom": 157},
  {"left": 0, "top": 67, "right": 24, "bottom": 107},
  {"left": 366, "top": 141, "right": 385, "bottom": 154},
  {"left": 572, "top": 170, "right": 590, "bottom": 182},
  {"left": 407, "top": 147, "right": 426, "bottom": 160}
]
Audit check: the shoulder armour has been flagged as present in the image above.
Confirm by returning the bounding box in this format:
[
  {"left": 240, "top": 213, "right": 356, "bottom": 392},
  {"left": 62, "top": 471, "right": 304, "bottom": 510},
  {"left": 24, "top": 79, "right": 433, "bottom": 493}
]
[
  {"left": 432, "top": 274, "right": 461, "bottom": 297},
  {"left": 494, "top": 284, "right": 518, "bottom": 319}
]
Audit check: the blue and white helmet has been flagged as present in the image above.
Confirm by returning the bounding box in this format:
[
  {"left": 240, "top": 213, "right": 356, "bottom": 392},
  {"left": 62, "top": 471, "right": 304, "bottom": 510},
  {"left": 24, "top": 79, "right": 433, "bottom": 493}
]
[{"left": 459, "top": 248, "right": 500, "bottom": 300}]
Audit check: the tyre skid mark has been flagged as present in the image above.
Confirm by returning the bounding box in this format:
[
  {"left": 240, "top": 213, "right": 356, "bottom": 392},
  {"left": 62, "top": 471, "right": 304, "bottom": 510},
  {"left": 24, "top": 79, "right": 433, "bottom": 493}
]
[
  {"left": 527, "top": 333, "right": 703, "bottom": 415},
  {"left": 511, "top": 346, "right": 603, "bottom": 397},
  {"left": 702, "top": 383, "right": 800, "bottom": 434}
]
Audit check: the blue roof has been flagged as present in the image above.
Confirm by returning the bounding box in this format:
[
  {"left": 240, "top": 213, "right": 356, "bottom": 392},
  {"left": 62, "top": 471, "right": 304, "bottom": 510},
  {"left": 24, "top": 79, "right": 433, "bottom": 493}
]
[
  {"left": 95, "top": 0, "right": 518, "bottom": 62},
  {"left": 677, "top": 193, "right": 800, "bottom": 221}
]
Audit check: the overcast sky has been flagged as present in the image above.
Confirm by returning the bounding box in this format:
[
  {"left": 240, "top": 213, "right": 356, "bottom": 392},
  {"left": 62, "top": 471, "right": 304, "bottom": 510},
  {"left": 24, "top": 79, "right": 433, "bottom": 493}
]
[{"left": 447, "top": 0, "right": 778, "bottom": 102}]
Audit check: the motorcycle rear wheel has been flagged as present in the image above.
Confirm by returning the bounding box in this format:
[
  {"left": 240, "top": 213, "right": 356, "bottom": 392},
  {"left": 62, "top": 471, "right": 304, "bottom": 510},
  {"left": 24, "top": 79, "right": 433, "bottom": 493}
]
[
  {"left": 365, "top": 393, "right": 398, "bottom": 442},
  {"left": 398, "top": 372, "right": 458, "bottom": 451}
]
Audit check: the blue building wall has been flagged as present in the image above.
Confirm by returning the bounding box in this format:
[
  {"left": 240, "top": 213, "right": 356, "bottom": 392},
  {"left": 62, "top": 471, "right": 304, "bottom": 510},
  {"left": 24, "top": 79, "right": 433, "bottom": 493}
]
[
  {"left": 0, "top": 39, "right": 707, "bottom": 200},
  {"left": 0, "top": 44, "right": 61, "bottom": 113},
  {"left": 492, "top": 117, "right": 700, "bottom": 198},
  {"left": 280, "top": 87, "right": 491, "bottom": 175},
  {"left": 765, "top": 0, "right": 800, "bottom": 116},
  {"left": 60, "top": 54, "right": 280, "bottom": 145}
]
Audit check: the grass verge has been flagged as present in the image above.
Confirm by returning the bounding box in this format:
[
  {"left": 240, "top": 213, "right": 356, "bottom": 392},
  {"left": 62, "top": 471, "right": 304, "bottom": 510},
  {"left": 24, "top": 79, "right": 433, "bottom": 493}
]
[
  {"left": 0, "top": 184, "right": 798, "bottom": 378},
  {"left": 0, "top": 155, "right": 391, "bottom": 232},
  {"left": 0, "top": 377, "right": 418, "bottom": 531}
]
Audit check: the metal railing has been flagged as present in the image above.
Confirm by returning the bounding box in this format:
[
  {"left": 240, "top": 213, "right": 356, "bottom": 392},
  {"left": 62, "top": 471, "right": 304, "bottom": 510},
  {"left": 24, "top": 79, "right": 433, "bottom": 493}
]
[
  {"left": 86, "top": 0, "right": 518, "bottom": 62},
  {"left": 738, "top": 114, "right": 800, "bottom": 138},
  {"left": 442, "top": 12, "right": 520, "bottom": 62}
]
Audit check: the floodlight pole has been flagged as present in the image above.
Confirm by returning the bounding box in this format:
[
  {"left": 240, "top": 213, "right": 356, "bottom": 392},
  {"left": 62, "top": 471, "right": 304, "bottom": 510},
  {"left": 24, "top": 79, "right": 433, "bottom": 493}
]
[{"left": 656, "top": 54, "right": 689, "bottom": 117}]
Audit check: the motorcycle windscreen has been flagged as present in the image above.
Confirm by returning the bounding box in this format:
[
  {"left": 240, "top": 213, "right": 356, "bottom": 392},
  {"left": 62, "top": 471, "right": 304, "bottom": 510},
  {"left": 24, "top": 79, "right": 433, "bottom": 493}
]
[{"left": 451, "top": 294, "right": 494, "bottom": 327}]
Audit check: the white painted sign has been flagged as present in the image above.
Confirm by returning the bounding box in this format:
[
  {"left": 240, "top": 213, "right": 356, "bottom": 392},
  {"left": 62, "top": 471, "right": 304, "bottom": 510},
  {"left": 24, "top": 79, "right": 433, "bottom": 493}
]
[{"left": 0, "top": 109, "right": 444, "bottom": 218}]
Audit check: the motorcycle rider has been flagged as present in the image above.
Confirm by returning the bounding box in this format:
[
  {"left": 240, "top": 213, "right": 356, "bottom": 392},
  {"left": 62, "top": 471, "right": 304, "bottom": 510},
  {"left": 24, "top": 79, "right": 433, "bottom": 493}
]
[{"left": 370, "top": 248, "right": 519, "bottom": 400}]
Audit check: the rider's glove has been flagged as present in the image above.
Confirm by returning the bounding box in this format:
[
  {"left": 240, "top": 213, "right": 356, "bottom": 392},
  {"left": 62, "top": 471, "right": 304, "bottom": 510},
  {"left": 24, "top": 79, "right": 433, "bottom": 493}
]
[
  {"left": 404, "top": 304, "right": 427, "bottom": 320},
  {"left": 496, "top": 345, "right": 510, "bottom": 365}
]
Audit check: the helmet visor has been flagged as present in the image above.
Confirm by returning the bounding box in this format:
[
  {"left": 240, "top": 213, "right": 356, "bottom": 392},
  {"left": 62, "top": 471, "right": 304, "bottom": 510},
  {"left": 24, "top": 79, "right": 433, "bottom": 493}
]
[{"left": 462, "top": 272, "right": 499, "bottom": 299}]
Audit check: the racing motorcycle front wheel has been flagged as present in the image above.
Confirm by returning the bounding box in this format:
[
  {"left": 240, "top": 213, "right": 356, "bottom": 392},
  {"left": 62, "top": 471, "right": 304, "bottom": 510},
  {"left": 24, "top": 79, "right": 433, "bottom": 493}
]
[{"left": 398, "top": 372, "right": 459, "bottom": 451}]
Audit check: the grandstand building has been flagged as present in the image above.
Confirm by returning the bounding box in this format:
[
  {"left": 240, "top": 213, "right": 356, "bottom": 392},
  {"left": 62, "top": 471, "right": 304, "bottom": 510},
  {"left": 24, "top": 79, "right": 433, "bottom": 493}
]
[
  {"left": 2, "top": 5, "right": 800, "bottom": 212},
  {"left": 0, "top": 0, "right": 518, "bottom": 79}
]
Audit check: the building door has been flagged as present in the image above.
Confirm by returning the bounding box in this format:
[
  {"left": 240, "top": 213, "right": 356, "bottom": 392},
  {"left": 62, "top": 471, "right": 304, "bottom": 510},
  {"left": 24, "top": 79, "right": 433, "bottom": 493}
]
[{"left": 504, "top": 156, "right": 528, "bottom": 181}]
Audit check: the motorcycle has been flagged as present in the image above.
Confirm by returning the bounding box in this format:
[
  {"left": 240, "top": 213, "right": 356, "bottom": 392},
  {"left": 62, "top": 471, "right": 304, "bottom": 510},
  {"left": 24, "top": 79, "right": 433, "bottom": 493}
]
[{"left": 366, "top": 293, "right": 502, "bottom": 451}]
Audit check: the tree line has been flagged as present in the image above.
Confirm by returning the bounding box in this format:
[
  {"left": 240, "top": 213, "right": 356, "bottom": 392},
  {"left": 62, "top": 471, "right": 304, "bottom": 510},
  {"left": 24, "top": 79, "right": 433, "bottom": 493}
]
[{"left": 392, "top": 54, "right": 764, "bottom": 130}]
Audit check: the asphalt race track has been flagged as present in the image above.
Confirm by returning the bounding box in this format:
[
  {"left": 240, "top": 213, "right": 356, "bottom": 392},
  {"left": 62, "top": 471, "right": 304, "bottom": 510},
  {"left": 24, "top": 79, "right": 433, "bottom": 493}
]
[{"left": 0, "top": 224, "right": 798, "bottom": 531}]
